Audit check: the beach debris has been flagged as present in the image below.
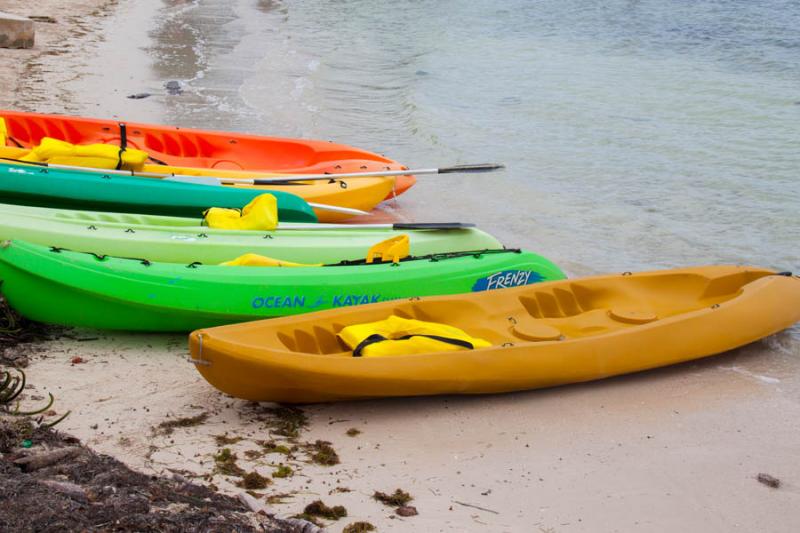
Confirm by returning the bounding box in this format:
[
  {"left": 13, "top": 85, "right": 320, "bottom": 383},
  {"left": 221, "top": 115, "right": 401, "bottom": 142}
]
[
  {"left": 40, "top": 479, "right": 88, "bottom": 502},
  {"left": 396, "top": 505, "right": 419, "bottom": 517},
  {"left": 237, "top": 490, "right": 267, "bottom": 513},
  {"left": 373, "top": 488, "right": 413, "bottom": 507},
  {"left": 453, "top": 500, "right": 499, "bottom": 514},
  {"left": 343, "top": 522, "right": 376, "bottom": 533},
  {"left": 1, "top": 416, "right": 298, "bottom": 531},
  {"left": 154, "top": 411, "right": 209, "bottom": 435},
  {"left": 262, "top": 406, "right": 308, "bottom": 439},
  {"left": 236, "top": 470, "right": 271, "bottom": 490},
  {"left": 165, "top": 80, "right": 183, "bottom": 95},
  {"left": 215, "top": 432, "right": 243, "bottom": 445},
  {"left": 266, "top": 492, "right": 295, "bottom": 504},
  {"left": 756, "top": 473, "right": 781, "bottom": 488},
  {"left": 126, "top": 92, "right": 152, "bottom": 100},
  {"left": 306, "top": 439, "right": 340, "bottom": 466},
  {"left": 28, "top": 16, "right": 57, "bottom": 24},
  {"left": 258, "top": 439, "right": 293, "bottom": 455},
  {"left": 302, "top": 499, "right": 347, "bottom": 520},
  {"left": 13, "top": 446, "right": 82, "bottom": 472},
  {"left": 70, "top": 356, "right": 85, "bottom": 365},
  {"left": 280, "top": 517, "right": 327, "bottom": 532},
  {"left": 1, "top": 368, "right": 66, "bottom": 424},
  {"left": 213, "top": 447, "right": 245, "bottom": 477},
  {"left": 0, "top": 11, "right": 34, "bottom": 49},
  {"left": 291, "top": 513, "right": 324, "bottom": 528},
  {"left": 345, "top": 427, "right": 361, "bottom": 437},
  {"left": 1, "top": 294, "right": 63, "bottom": 367},
  {"left": 272, "top": 464, "right": 293, "bottom": 478}
]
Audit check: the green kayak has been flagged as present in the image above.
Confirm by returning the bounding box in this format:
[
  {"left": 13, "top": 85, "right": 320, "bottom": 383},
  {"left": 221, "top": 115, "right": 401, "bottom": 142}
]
[
  {"left": 0, "top": 162, "right": 317, "bottom": 222},
  {"left": 0, "top": 203, "right": 503, "bottom": 264},
  {"left": 0, "top": 240, "right": 566, "bottom": 332}
]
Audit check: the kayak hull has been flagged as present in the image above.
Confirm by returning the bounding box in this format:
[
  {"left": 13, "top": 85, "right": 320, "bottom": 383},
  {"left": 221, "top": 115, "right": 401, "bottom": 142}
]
[
  {"left": 0, "top": 203, "right": 503, "bottom": 264},
  {"left": 0, "top": 162, "right": 317, "bottom": 222},
  {"left": 0, "top": 240, "right": 566, "bottom": 331},
  {"left": 0, "top": 109, "right": 416, "bottom": 199},
  {"left": 187, "top": 267, "right": 800, "bottom": 403}
]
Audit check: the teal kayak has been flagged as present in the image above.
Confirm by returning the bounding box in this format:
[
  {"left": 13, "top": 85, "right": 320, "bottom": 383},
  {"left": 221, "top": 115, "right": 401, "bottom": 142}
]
[
  {"left": 0, "top": 239, "right": 567, "bottom": 331},
  {"left": 0, "top": 162, "right": 317, "bottom": 222},
  {"left": 0, "top": 203, "right": 504, "bottom": 264}
]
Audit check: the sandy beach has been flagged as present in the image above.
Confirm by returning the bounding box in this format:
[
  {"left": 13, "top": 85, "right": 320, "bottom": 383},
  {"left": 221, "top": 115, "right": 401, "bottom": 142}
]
[{"left": 2, "top": 1, "right": 800, "bottom": 532}]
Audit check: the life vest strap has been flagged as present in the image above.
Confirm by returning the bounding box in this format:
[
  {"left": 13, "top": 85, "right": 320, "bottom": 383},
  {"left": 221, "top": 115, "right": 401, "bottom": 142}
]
[{"left": 352, "top": 333, "right": 474, "bottom": 357}]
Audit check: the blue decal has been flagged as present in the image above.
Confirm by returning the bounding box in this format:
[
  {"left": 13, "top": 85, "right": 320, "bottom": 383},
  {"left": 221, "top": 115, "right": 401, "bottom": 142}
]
[
  {"left": 472, "top": 270, "right": 543, "bottom": 292},
  {"left": 252, "top": 296, "right": 306, "bottom": 309},
  {"left": 252, "top": 294, "right": 382, "bottom": 309}
]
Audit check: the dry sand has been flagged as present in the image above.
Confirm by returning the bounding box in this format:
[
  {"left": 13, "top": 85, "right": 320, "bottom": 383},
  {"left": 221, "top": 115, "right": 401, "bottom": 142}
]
[{"left": 2, "top": 1, "right": 800, "bottom": 532}]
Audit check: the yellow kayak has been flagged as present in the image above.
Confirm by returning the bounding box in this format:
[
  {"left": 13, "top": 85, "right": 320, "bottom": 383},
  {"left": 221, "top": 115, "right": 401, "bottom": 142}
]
[{"left": 189, "top": 266, "right": 800, "bottom": 403}]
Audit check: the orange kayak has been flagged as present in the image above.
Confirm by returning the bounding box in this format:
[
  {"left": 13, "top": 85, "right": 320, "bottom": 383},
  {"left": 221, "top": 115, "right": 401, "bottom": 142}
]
[{"left": 0, "top": 110, "right": 416, "bottom": 198}]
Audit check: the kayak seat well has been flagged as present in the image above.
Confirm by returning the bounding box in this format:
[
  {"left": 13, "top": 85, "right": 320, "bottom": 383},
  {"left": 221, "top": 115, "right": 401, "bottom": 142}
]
[
  {"left": 4, "top": 116, "right": 83, "bottom": 145},
  {"left": 142, "top": 132, "right": 215, "bottom": 160},
  {"left": 277, "top": 326, "right": 350, "bottom": 356}
]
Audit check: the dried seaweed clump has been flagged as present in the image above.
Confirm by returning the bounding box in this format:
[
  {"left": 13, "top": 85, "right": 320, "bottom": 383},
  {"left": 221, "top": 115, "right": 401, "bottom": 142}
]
[
  {"left": 213, "top": 448, "right": 245, "bottom": 477},
  {"left": 307, "top": 440, "right": 340, "bottom": 466},
  {"left": 343, "top": 522, "right": 376, "bottom": 533},
  {"left": 236, "top": 470, "right": 270, "bottom": 490},
  {"left": 155, "top": 412, "right": 209, "bottom": 436},
  {"left": 373, "top": 488, "right": 413, "bottom": 507},
  {"left": 303, "top": 499, "right": 347, "bottom": 520}
]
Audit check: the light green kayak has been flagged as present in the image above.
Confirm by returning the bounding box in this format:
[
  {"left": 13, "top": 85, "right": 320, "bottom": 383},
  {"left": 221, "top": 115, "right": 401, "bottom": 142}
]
[{"left": 0, "top": 203, "right": 503, "bottom": 264}]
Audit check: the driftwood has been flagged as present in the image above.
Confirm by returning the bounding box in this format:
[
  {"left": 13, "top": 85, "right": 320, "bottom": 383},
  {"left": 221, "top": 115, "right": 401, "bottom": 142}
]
[
  {"left": 13, "top": 446, "right": 82, "bottom": 471},
  {"left": 453, "top": 500, "right": 499, "bottom": 514},
  {"left": 39, "top": 479, "right": 89, "bottom": 502},
  {"left": 238, "top": 492, "right": 327, "bottom": 533}
]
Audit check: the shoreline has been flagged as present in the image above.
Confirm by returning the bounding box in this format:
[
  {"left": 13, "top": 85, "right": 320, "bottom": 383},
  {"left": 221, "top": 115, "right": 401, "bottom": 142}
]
[{"left": 1, "top": 1, "right": 799, "bottom": 532}]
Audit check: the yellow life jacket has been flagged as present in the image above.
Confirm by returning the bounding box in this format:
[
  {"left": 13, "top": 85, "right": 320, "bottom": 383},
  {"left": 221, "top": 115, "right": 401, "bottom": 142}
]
[
  {"left": 204, "top": 194, "right": 278, "bottom": 231},
  {"left": 18, "top": 137, "right": 149, "bottom": 171},
  {"left": 220, "top": 253, "right": 319, "bottom": 267},
  {"left": 338, "top": 315, "right": 491, "bottom": 357}
]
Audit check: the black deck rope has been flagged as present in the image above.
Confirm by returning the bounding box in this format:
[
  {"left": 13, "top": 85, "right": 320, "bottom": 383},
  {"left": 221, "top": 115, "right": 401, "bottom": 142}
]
[{"left": 328, "top": 248, "right": 521, "bottom": 267}]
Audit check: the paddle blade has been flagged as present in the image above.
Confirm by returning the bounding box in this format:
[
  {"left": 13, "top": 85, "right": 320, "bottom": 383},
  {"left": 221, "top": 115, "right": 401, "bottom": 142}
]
[
  {"left": 437, "top": 163, "right": 505, "bottom": 174},
  {"left": 392, "top": 222, "right": 475, "bottom": 230},
  {"left": 164, "top": 175, "right": 223, "bottom": 186}
]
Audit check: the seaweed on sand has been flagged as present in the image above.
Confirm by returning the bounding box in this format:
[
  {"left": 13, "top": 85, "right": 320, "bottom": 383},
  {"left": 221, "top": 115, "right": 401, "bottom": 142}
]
[{"left": 0, "top": 293, "right": 64, "bottom": 367}]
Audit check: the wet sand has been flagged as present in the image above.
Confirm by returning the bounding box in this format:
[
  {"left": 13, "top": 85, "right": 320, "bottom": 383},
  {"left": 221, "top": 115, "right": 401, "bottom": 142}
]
[{"left": 2, "top": 0, "right": 800, "bottom": 531}]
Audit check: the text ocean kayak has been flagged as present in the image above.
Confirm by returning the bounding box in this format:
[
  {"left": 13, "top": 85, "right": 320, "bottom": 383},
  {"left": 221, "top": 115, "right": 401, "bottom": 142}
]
[
  {"left": 188, "top": 267, "right": 800, "bottom": 403},
  {"left": 0, "top": 203, "right": 504, "bottom": 264},
  {"left": 0, "top": 240, "right": 566, "bottom": 331},
  {"left": 0, "top": 109, "right": 416, "bottom": 198}
]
